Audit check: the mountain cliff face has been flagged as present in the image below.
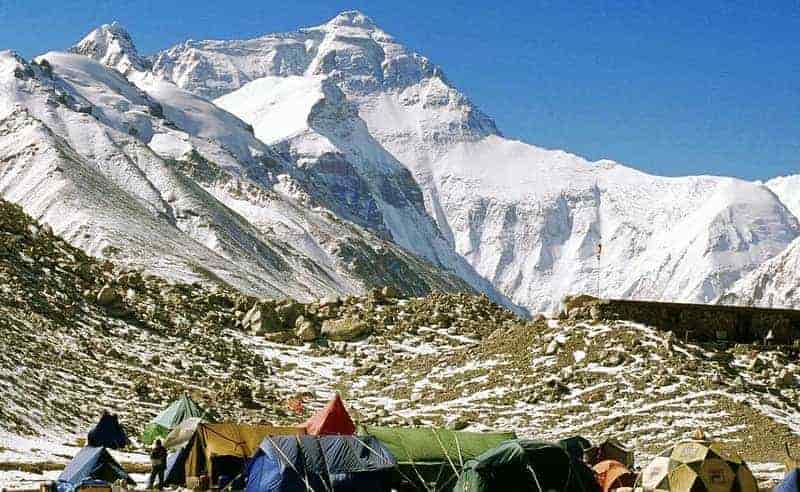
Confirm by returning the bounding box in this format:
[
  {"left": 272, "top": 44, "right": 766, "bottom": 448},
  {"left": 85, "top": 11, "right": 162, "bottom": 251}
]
[{"left": 150, "top": 11, "right": 800, "bottom": 311}]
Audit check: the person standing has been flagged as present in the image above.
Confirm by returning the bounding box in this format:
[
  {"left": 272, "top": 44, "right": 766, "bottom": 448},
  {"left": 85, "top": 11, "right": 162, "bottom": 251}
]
[{"left": 147, "top": 439, "right": 168, "bottom": 490}]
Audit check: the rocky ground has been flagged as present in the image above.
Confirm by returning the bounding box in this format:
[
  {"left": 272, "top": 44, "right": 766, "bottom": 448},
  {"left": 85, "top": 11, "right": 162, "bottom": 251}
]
[{"left": 1, "top": 198, "right": 800, "bottom": 487}]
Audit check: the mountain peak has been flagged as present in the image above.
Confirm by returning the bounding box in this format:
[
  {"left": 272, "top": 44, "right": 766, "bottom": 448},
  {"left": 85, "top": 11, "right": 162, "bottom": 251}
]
[
  {"left": 71, "top": 21, "right": 148, "bottom": 74},
  {"left": 325, "top": 10, "right": 377, "bottom": 29}
]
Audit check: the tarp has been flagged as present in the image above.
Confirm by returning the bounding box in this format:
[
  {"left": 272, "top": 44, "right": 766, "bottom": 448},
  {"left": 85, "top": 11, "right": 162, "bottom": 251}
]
[
  {"left": 181, "top": 422, "right": 305, "bottom": 486},
  {"left": 87, "top": 413, "right": 129, "bottom": 450},
  {"left": 359, "top": 425, "right": 516, "bottom": 491},
  {"left": 142, "top": 395, "right": 206, "bottom": 445},
  {"left": 454, "top": 440, "right": 601, "bottom": 492},
  {"left": 57, "top": 446, "right": 134, "bottom": 492},
  {"left": 304, "top": 393, "right": 356, "bottom": 436},
  {"left": 776, "top": 469, "right": 800, "bottom": 492},
  {"left": 245, "top": 435, "right": 396, "bottom": 492},
  {"left": 164, "top": 417, "right": 205, "bottom": 450}
]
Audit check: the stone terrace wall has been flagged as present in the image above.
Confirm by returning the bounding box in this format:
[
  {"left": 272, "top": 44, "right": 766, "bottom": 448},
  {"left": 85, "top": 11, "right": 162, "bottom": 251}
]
[{"left": 564, "top": 296, "right": 800, "bottom": 344}]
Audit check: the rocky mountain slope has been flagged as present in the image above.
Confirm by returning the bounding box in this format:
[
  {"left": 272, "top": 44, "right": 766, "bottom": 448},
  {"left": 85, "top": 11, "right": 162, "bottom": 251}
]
[
  {"left": 150, "top": 11, "right": 800, "bottom": 312},
  {"left": 2, "top": 198, "right": 799, "bottom": 486},
  {"left": 0, "top": 45, "right": 479, "bottom": 305}
]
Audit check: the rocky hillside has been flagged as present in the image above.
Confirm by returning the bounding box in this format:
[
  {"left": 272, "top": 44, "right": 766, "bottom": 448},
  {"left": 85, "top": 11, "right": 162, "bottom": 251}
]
[
  {"left": 0, "top": 195, "right": 509, "bottom": 439},
  {"left": 2, "top": 197, "right": 800, "bottom": 485}
]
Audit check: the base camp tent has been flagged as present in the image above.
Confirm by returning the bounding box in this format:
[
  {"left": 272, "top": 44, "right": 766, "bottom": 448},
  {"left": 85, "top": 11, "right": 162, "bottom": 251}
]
[
  {"left": 359, "top": 425, "right": 516, "bottom": 491},
  {"left": 57, "top": 446, "right": 134, "bottom": 492},
  {"left": 87, "top": 412, "right": 129, "bottom": 449},
  {"left": 587, "top": 439, "right": 634, "bottom": 468},
  {"left": 638, "top": 440, "right": 758, "bottom": 492},
  {"left": 453, "top": 440, "right": 600, "bottom": 492},
  {"left": 593, "top": 460, "right": 636, "bottom": 492},
  {"left": 142, "top": 394, "right": 206, "bottom": 445},
  {"left": 165, "top": 444, "right": 192, "bottom": 487},
  {"left": 560, "top": 436, "right": 593, "bottom": 462},
  {"left": 174, "top": 422, "right": 304, "bottom": 486},
  {"left": 303, "top": 393, "right": 356, "bottom": 436},
  {"left": 245, "top": 435, "right": 396, "bottom": 492},
  {"left": 776, "top": 469, "right": 800, "bottom": 492}
]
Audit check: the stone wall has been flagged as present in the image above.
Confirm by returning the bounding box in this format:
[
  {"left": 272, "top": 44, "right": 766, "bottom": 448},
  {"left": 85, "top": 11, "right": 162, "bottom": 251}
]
[{"left": 564, "top": 296, "right": 800, "bottom": 344}]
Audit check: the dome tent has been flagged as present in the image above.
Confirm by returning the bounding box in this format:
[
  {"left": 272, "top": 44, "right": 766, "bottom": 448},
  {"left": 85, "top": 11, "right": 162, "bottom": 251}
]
[
  {"left": 453, "top": 439, "right": 600, "bottom": 492},
  {"left": 638, "top": 440, "right": 757, "bottom": 492},
  {"left": 586, "top": 439, "right": 634, "bottom": 468},
  {"left": 245, "top": 435, "right": 396, "bottom": 492},
  {"left": 141, "top": 394, "right": 205, "bottom": 445},
  {"left": 593, "top": 460, "right": 636, "bottom": 492},
  {"left": 776, "top": 469, "right": 800, "bottom": 492}
]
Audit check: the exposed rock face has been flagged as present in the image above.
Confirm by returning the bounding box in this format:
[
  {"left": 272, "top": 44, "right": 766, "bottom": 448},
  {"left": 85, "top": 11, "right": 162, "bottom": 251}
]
[{"left": 70, "top": 22, "right": 149, "bottom": 74}]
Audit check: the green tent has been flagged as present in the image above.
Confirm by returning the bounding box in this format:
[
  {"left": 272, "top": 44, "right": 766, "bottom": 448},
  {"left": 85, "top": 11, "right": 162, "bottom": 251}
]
[
  {"left": 453, "top": 440, "right": 601, "bottom": 492},
  {"left": 359, "top": 425, "right": 516, "bottom": 491},
  {"left": 141, "top": 395, "right": 205, "bottom": 446}
]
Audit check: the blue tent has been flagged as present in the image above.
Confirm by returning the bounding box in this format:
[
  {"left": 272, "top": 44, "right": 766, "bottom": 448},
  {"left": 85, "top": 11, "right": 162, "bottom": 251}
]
[
  {"left": 57, "top": 446, "right": 134, "bottom": 492},
  {"left": 87, "top": 413, "right": 129, "bottom": 449},
  {"left": 164, "top": 444, "right": 191, "bottom": 486},
  {"left": 245, "top": 435, "right": 396, "bottom": 492},
  {"left": 776, "top": 469, "right": 800, "bottom": 492}
]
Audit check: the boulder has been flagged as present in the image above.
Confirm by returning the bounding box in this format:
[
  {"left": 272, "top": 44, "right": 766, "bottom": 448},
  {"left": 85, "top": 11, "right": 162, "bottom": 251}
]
[
  {"left": 96, "top": 284, "right": 121, "bottom": 306},
  {"left": 380, "top": 285, "right": 399, "bottom": 299},
  {"left": 242, "top": 302, "right": 284, "bottom": 335},
  {"left": 447, "top": 417, "right": 470, "bottom": 431},
  {"left": 295, "top": 317, "right": 319, "bottom": 342},
  {"left": 321, "top": 318, "right": 372, "bottom": 341}
]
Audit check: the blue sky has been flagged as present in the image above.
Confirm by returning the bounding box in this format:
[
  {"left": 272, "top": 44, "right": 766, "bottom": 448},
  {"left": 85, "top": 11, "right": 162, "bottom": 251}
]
[{"left": 1, "top": 0, "right": 798, "bottom": 180}]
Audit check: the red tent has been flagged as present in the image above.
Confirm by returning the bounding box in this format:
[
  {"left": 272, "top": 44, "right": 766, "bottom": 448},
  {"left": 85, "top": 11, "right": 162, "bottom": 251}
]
[{"left": 304, "top": 393, "right": 356, "bottom": 435}]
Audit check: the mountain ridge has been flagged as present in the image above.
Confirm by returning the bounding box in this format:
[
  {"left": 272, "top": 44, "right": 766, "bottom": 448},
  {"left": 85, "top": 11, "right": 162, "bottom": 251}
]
[{"left": 2, "top": 11, "right": 798, "bottom": 312}]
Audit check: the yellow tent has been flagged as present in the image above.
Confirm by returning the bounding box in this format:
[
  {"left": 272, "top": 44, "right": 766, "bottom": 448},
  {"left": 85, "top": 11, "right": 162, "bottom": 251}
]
[
  {"left": 639, "top": 440, "right": 757, "bottom": 492},
  {"left": 184, "top": 422, "right": 303, "bottom": 484}
]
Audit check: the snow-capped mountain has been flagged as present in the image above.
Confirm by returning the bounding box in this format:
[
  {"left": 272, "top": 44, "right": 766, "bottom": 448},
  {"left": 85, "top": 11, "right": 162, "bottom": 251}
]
[
  {"left": 767, "top": 174, "right": 800, "bottom": 220},
  {"left": 720, "top": 236, "right": 800, "bottom": 308},
  {"left": 150, "top": 11, "right": 800, "bottom": 311},
  {"left": 0, "top": 12, "right": 796, "bottom": 311},
  {"left": 0, "top": 45, "right": 473, "bottom": 303}
]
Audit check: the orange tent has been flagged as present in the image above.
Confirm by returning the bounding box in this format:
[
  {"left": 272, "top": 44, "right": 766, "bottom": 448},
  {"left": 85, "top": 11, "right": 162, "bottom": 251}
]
[
  {"left": 593, "top": 460, "right": 636, "bottom": 492},
  {"left": 303, "top": 393, "right": 356, "bottom": 435}
]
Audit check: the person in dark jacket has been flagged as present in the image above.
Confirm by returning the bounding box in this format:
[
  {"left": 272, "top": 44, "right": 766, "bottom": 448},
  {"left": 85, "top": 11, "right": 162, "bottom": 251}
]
[{"left": 147, "top": 439, "right": 168, "bottom": 490}]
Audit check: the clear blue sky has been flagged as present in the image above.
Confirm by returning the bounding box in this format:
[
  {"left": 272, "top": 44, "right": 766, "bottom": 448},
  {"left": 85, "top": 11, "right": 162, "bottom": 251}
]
[{"left": 1, "top": 0, "right": 798, "bottom": 180}]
